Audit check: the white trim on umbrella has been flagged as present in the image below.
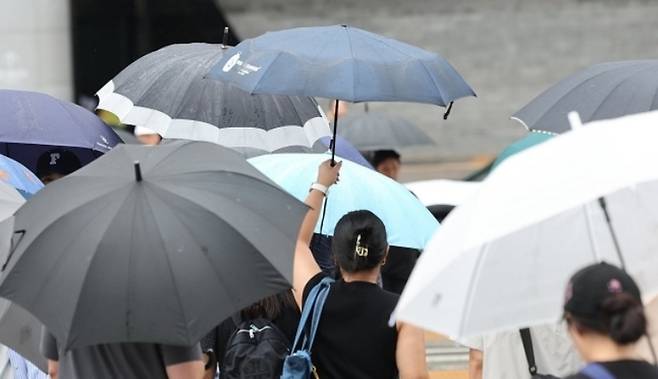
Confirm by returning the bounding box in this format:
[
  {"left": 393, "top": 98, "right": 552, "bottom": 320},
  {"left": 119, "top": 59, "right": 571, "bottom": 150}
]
[{"left": 97, "top": 81, "right": 332, "bottom": 152}]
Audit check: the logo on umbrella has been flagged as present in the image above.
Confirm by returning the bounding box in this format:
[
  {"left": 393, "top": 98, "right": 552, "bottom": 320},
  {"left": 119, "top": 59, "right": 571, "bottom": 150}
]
[{"left": 223, "top": 53, "right": 242, "bottom": 73}]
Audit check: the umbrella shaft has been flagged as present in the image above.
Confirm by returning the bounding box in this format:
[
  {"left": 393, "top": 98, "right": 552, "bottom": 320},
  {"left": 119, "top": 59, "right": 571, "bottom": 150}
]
[
  {"left": 597, "top": 197, "right": 626, "bottom": 270},
  {"left": 331, "top": 99, "right": 339, "bottom": 166}
]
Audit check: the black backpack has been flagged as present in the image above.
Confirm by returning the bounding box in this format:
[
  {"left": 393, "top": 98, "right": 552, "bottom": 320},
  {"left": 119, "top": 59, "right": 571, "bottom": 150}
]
[{"left": 220, "top": 317, "right": 291, "bottom": 379}]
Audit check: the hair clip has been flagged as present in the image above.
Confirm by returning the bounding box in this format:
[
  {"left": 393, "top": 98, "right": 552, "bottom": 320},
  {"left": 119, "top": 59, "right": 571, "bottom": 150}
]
[{"left": 355, "top": 234, "right": 369, "bottom": 258}]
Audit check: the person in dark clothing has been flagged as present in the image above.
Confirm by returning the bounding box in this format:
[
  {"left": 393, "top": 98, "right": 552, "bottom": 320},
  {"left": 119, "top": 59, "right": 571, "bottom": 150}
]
[
  {"left": 380, "top": 246, "right": 420, "bottom": 294},
  {"left": 36, "top": 148, "right": 82, "bottom": 184},
  {"left": 370, "top": 150, "right": 401, "bottom": 181},
  {"left": 41, "top": 329, "right": 203, "bottom": 379},
  {"left": 563, "top": 262, "right": 658, "bottom": 379},
  {"left": 293, "top": 159, "right": 429, "bottom": 379},
  {"left": 201, "top": 291, "right": 300, "bottom": 378}
]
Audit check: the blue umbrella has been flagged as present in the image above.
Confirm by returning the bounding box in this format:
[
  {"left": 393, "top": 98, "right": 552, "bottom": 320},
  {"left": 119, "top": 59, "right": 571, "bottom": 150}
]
[
  {"left": 0, "top": 155, "right": 43, "bottom": 197},
  {"left": 249, "top": 153, "right": 438, "bottom": 249},
  {"left": 0, "top": 90, "right": 122, "bottom": 176},
  {"left": 210, "top": 25, "right": 475, "bottom": 162}
]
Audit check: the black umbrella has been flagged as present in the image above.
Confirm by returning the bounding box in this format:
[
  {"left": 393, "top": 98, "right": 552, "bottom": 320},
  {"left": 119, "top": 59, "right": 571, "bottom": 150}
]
[
  {"left": 0, "top": 140, "right": 307, "bottom": 349},
  {"left": 96, "top": 43, "right": 331, "bottom": 154},
  {"left": 512, "top": 60, "right": 658, "bottom": 134}
]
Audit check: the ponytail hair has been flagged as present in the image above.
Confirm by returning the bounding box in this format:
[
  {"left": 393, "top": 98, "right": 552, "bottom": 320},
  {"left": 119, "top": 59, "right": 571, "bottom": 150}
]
[
  {"left": 332, "top": 210, "right": 387, "bottom": 273},
  {"left": 569, "top": 292, "right": 647, "bottom": 345}
]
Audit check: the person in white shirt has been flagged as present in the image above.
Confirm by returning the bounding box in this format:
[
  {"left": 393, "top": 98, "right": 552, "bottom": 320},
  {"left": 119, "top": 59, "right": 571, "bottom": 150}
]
[{"left": 463, "top": 323, "right": 582, "bottom": 379}]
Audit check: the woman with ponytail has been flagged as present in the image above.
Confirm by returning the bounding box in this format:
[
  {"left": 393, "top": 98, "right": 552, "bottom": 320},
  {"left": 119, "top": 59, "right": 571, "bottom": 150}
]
[
  {"left": 563, "top": 262, "right": 658, "bottom": 379},
  {"left": 292, "top": 160, "right": 429, "bottom": 379}
]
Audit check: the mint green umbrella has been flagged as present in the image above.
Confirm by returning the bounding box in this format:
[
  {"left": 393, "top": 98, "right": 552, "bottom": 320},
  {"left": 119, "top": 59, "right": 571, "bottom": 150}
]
[
  {"left": 467, "top": 132, "right": 553, "bottom": 180},
  {"left": 490, "top": 132, "right": 554, "bottom": 170}
]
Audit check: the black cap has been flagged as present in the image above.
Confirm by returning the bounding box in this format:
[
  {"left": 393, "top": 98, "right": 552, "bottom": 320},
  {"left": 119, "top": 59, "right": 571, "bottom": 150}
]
[
  {"left": 563, "top": 262, "right": 642, "bottom": 320},
  {"left": 36, "top": 149, "right": 82, "bottom": 179}
]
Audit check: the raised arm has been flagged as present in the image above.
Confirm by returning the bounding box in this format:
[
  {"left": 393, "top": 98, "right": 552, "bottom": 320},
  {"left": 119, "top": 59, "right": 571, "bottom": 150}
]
[{"left": 293, "top": 160, "right": 341, "bottom": 306}]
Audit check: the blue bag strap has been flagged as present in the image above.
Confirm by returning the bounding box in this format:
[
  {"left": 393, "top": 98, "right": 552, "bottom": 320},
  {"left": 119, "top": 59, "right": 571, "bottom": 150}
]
[
  {"left": 581, "top": 363, "right": 616, "bottom": 379},
  {"left": 306, "top": 281, "right": 331, "bottom": 351},
  {"left": 290, "top": 277, "right": 333, "bottom": 352}
]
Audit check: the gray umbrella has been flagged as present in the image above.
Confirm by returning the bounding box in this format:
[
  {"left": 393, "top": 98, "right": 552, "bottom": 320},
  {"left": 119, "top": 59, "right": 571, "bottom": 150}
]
[
  {"left": 96, "top": 43, "right": 331, "bottom": 153},
  {"left": 512, "top": 60, "right": 658, "bottom": 134},
  {"left": 0, "top": 140, "right": 307, "bottom": 349},
  {"left": 0, "top": 195, "right": 47, "bottom": 372},
  {"left": 337, "top": 112, "right": 434, "bottom": 150}
]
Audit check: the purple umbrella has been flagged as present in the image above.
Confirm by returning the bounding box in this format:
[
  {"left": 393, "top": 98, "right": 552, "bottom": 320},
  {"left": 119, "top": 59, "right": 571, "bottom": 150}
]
[
  {"left": 319, "top": 136, "right": 372, "bottom": 169},
  {"left": 0, "top": 90, "right": 121, "bottom": 176}
]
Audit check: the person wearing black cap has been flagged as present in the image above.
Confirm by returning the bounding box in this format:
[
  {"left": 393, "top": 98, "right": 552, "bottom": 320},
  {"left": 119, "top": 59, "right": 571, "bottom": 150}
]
[
  {"left": 563, "top": 262, "right": 658, "bottom": 379},
  {"left": 36, "top": 149, "right": 82, "bottom": 184}
]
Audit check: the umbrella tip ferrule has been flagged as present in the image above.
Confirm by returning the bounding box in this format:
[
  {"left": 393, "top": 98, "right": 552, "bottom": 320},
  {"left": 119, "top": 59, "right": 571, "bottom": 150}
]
[
  {"left": 134, "top": 161, "right": 143, "bottom": 182},
  {"left": 221, "top": 27, "right": 230, "bottom": 49},
  {"left": 443, "top": 102, "right": 454, "bottom": 120}
]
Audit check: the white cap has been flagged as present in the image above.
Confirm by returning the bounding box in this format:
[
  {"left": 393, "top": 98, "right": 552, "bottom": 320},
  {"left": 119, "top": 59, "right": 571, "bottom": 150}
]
[{"left": 134, "top": 126, "right": 159, "bottom": 136}]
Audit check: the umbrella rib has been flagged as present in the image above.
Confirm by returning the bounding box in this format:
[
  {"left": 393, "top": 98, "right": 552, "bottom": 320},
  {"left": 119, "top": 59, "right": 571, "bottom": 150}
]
[
  {"left": 151, "top": 192, "right": 247, "bottom": 314},
  {"left": 418, "top": 60, "right": 448, "bottom": 106},
  {"left": 250, "top": 51, "right": 285, "bottom": 95},
  {"left": 588, "top": 65, "right": 658, "bottom": 121},
  {"left": 345, "top": 26, "right": 358, "bottom": 101},
  {"left": 140, "top": 186, "right": 192, "bottom": 339},
  {"left": 33, "top": 187, "right": 132, "bottom": 346}
]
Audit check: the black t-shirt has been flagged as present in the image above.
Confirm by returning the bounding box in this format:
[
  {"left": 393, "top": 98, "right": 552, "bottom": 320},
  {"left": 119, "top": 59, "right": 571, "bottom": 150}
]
[
  {"left": 565, "top": 360, "right": 658, "bottom": 379},
  {"left": 302, "top": 273, "right": 399, "bottom": 379}
]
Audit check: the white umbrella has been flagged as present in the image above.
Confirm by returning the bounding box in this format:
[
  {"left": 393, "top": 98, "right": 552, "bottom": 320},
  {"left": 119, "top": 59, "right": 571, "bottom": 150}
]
[
  {"left": 405, "top": 180, "right": 480, "bottom": 207},
  {"left": 392, "top": 110, "right": 658, "bottom": 340}
]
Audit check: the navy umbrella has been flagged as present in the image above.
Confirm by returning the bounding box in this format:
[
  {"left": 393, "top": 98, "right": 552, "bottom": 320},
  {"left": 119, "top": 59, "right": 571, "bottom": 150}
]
[
  {"left": 210, "top": 25, "right": 475, "bottom": 162},
  {"left": 512, "top": 60, "right": 658, "bottom": 134},
  {"left": 0, "top": 90, "right": 121, "bottom": 176}
]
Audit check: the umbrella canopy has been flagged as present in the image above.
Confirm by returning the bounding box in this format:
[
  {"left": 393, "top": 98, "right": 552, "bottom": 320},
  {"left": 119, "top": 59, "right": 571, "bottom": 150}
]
[
  {"left": 392, "top": 110, "right": 658, "bottom": 340},
  {"left": 338, "top": 112, "right": 433, "bottom": 150},
  {"left": 97, "top": 43, "right": 331, "bottom": 153},
  {"left": 512, "top": 60, "right": 658, "bottom": 134},
  {"left": 249, "top": 153, "right": 438, "bottom": 249},
  {"left": 0, "top": 141, "right": 308, "bottom": 349},
  {"left": 210, "top": 25, "right": 475, "bottom": 106},
  {"left": 0, "top": 154, "right": 43, "bottom": 197},
  {"left": 0, "top": 90, "right": 121, "bottom": 175}
]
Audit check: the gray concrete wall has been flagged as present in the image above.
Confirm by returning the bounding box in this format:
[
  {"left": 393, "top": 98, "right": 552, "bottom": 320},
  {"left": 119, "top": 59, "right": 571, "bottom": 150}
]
[
  {"left": 221, "top": 0, "right": 658, "bottom": 161},
  {"left": 0, "top": 0, "right": 73, "bottom": 100}
]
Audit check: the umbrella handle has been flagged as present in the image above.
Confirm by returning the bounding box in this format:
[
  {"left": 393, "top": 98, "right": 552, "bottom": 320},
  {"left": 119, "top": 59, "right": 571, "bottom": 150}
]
[{"left": 1, "top": 230, "right": 25, "bottom": 272}]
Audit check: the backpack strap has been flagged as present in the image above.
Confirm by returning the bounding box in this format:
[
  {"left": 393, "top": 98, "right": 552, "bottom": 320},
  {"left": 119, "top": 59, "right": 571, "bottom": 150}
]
[
  {"left": 306, "top": 280, "right": 331, "bottom": 351},
  {"left": 580, "top": 363, "right": 616, "bottom": 379},
  {"left": 290, "top": 277, "right": 334, "bottom": 352},
  {"left": 519, "top": 328, "right": 538, "bottom": 376}
]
